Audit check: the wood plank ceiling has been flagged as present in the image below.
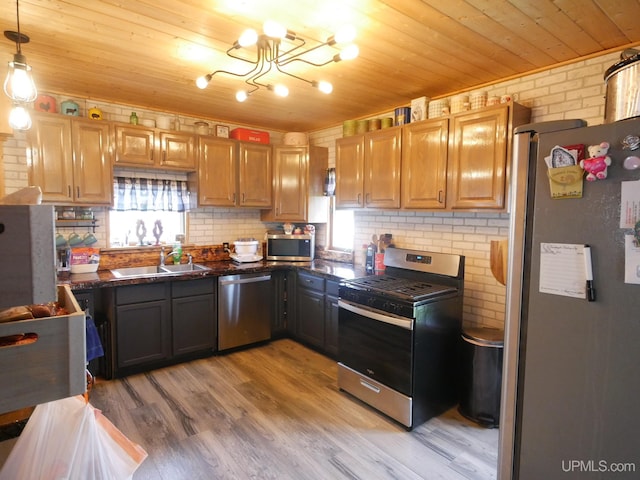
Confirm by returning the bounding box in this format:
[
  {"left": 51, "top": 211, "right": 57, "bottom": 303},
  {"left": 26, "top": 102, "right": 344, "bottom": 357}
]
[{"left": 0, "top": 0, "right": 639, "bottom": 132}]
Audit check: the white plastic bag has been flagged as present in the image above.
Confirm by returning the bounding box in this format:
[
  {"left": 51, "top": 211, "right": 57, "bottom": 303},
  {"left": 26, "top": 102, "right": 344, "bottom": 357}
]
[{"left": 0, "top": 395, "right": 147, "bottom": 480}]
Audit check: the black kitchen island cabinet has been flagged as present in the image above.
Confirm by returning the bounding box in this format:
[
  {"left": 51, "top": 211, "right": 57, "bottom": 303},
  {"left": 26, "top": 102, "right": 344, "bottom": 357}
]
[{"left": 103, "top": 278, "right": 216, "bottom": 378}]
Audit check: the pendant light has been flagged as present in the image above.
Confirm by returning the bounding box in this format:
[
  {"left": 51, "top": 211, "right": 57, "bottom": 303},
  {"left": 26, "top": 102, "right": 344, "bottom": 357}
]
[{"left": 4, "top": 0, "right": 37, "bottom": 130}]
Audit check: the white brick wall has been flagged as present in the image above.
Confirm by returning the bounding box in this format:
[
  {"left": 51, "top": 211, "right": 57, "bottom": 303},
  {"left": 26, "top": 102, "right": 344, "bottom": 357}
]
[{"left": 2, "top": 51, "right": 623, "bottom": 329}]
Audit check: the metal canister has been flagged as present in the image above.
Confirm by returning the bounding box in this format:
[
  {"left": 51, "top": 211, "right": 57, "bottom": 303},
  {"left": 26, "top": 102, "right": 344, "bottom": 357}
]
[
  {"left": 368, "top": 118, "right": 381, "bottom": 131},
  {"left": 343, "top": 120, "right": 356, "bottom": 137},
  {"left": 356, "top": 119, "right": 369, "bottom": 134},
  {"left": 394, "top": 107, "right": 411, "bottom": 126}
]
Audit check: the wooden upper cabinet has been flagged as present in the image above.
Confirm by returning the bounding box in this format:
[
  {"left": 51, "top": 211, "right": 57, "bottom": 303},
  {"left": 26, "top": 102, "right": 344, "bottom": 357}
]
[
  {"left": 364, "top": 127, "right": 402, "bottom": 209},
  {"left": 335, "top": 135, "right": 365, "bottom": 208},
  {"left": 335, "top": 127, "right": 401, "bottom": 209},
  {"left": 261, "top": 145, "right": 328, "bottom": 222},
  {"left": 28, "top": 114, "right": 112, "bottom": 205},
  {"left": 188, "top": 138, "right": 271, "bottom": 208},
  {"left": 159, "top": 131, "right": 196, "bottom": 170},
  {"left": 448, "top": 106, "right": 509, "bottom": 210},
  {"left": 401, "top": 118, "right": 449, "bottom": 209},
  {"left": 238, "top": 142, "right": 272, "bottom": 208},
  {"left": 114, "top": 125, "right": 196, "bottom": 171},
  {"left": 114, "top": 125, "right": 155, "bottom": 167},
  {"left": 266, "top": 145, "right": 307, "bottom": 221},
  {"left": 71, "top": 119, "right": 113, "bottom": 205},
  {"left": 189, "top": 136, "right": 236, "bottom": 207}
]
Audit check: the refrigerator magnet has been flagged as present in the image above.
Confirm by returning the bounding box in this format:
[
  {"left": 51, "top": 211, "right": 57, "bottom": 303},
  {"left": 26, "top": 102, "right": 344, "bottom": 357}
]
[{"left": 547, "top": 164, "right": 584, "bottom": 199}]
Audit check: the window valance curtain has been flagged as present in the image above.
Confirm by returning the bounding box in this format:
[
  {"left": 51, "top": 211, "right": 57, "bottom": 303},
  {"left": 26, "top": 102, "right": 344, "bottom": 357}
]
[{"left": 112, "top": 177, "right": 189, "bottom": 212}]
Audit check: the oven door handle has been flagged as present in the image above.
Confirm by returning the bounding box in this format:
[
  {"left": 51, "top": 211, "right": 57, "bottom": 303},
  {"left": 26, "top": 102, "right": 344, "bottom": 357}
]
[{"left": 338, "top": 299, "right": 414, "bottom": 330}]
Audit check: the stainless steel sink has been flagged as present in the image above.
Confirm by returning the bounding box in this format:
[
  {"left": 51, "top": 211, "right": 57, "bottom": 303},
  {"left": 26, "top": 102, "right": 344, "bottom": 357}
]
[
  {"left": 111, "top": 264, "right": 210, "bottom": 278},
  {"left": 158, "top": 263, "right": 210, "bottom": 273}
]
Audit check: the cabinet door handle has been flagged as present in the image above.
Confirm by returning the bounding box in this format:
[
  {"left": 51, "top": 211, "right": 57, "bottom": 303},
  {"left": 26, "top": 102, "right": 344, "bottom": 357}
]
[
  {"left": 76, "top": 186, "right": 80, "bottom": 198},
  {"left": 68, "top": 185, "right": 72, "bottom": 198},
  {"left": 438, "top": 190, "right": 444, "bottom": 203},
  {"left": 365, "top": 192, "right": 370, "bottom": 205},
  {"left": 357, "top": 193, "right": 362, "bottom": 205}
]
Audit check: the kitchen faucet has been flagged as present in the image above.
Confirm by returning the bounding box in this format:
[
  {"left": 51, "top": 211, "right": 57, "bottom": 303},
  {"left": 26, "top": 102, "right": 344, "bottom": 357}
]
[{"left": 160, "top": 246, "right": 182, "bottom": 265}]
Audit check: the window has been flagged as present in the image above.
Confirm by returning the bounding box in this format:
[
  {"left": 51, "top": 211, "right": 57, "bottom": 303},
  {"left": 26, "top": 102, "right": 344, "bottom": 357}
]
[
  {"left": 330, "top": 198, "right": 354, "bottom": 251},
  {"left": 109, "top": 210, "right": 185, "bottom": 247},
  {"left": 109, "top": 176, "right": 187, "bottom": 247}
]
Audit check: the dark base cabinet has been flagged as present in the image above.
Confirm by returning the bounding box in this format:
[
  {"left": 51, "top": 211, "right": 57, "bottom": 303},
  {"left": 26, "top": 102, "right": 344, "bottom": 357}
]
[
  {"left": 271, "top": 270, "right": 296, "bottom": 338},
  {"left": 106, "top": 278, "right": 216, "bottom": 378},
  {"left": 295, "top": 272, "right": 340, "bottom": 358},
  {"left": 324, "top": 280, "right": 340, "bottom": 358},
  {"left": 115, "top": 283, "right": 171, "bottom": 375},
  {"left": 172, "top": 279, "right": 216, "bottom": 357}
]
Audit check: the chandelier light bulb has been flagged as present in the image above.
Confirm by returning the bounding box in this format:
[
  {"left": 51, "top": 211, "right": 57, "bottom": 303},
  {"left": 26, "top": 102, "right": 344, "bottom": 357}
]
[
  {"left": 4, "top": 58, "right": 37, "bottom": 103},
  {"left": 8, "top": 103, "right": 32, "bottom": 130},
  {"left": 238, "top": 29, "right": 258, "bottom": 48},
  {"left": 235, "top": 90, "right": 248, "bottom": 102},
  {"left": 263, "top": 20, "right": 287, "bottom": 39},
  {"left": 273, "top": 84, "right": 289, "bottom": 97},
  {"left": 333, "top": 25, "right": 356, "bottom": 44},
  {"left": 316, "top": 81, "right": 333, "bottom": 94},
  {"left": 195, "top": 74, "right": 211, "bottom": 89},
  {"left": 339, "top": 44, "right": 359, "bottom": 61}
]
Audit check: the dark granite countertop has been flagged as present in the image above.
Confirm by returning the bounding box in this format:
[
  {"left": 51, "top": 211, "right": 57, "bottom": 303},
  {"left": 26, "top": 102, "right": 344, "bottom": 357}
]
[{"left": 58, "top": 259, "right": 367, "bottom": 290}]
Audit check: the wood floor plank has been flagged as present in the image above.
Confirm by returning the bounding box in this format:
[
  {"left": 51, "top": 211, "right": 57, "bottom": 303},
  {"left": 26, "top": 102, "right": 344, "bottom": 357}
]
[{"left": 89, "top": 339, "right": 498, "bottom": 480}]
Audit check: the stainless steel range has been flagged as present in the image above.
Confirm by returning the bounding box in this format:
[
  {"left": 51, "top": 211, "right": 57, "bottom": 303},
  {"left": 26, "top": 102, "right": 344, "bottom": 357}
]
[{"left": 338, "top": 247, "right": 464, "bottom": 429}]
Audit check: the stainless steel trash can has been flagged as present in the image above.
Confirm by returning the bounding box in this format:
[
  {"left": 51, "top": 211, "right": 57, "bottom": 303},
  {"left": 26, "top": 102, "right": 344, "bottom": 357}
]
[{"left": 459, "top": 327, "right": 504, "bottom": 428}]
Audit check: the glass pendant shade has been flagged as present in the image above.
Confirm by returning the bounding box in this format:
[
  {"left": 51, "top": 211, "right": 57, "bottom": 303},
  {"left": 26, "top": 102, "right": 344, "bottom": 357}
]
[
  {"left": 4, "top": 54, "right": 37, "bottom": 103},
  {"left": 8, "top": 103, "right": 32, "bottom": 130}
]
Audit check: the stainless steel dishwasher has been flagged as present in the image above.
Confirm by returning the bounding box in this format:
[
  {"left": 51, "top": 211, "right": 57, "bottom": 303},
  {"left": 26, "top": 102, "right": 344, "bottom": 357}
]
[{"left": 217, "top": 272, "right": 273, "bottom": 351}]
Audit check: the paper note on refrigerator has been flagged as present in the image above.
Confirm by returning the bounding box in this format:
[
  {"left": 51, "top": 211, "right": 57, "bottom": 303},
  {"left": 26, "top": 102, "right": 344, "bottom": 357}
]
[
  {"left": 539, "top": 243, "right": 586, "bottom": 298},
  {"left": 620, "top": 180, "right": 640, "bottom": 228}
]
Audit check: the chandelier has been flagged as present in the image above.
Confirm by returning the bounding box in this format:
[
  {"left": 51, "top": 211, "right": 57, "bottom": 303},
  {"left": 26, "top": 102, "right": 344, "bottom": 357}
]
[
  {"left": 3, "top": 0, "right": 37, "bottom": 130},
  {"left": 196, "top": 21, "right": 358, "bottom": 102}
]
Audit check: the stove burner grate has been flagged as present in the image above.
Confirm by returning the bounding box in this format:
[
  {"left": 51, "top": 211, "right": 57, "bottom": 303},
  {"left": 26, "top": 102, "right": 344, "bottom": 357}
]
[{"left": 346, "top": 275, "right": 457, "bottom": 302}]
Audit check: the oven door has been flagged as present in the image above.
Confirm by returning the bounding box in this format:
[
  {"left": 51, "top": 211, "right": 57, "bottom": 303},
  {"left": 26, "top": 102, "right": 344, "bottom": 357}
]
[{"left": 338, "top": 299, "right": 414, "bottom": 396}]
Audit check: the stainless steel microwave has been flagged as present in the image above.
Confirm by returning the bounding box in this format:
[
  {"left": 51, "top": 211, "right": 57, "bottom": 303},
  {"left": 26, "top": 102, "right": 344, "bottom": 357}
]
[{"left": 266, "top": 233, "right": 315, "bottom": 261}]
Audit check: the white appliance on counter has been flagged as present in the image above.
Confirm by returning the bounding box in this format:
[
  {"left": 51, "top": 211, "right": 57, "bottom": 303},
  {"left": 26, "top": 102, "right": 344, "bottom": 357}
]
[{"left": 231, "top": 239, "right": 262, "bottom": 263}]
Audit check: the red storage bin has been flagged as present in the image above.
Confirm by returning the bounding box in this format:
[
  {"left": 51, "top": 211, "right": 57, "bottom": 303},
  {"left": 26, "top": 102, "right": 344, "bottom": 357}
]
[{"left": 230, "top": 128, "right": 270, "bottom": 144}]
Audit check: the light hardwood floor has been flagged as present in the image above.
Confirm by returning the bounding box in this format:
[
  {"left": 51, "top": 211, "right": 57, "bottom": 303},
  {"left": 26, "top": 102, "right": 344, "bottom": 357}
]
[{"left": 90, "top": 339, "right": 498, "bottom": 480}]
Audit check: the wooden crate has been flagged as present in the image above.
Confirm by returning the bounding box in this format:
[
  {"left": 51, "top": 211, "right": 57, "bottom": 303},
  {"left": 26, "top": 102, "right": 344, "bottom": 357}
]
[{"left": 0, "top": 285, "right": 86, "bottom": 415}]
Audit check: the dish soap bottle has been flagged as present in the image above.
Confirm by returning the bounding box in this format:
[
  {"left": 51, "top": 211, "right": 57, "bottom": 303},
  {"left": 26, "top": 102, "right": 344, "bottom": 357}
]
[
  {"left": 130, "top": 112, "right": 138, "bottom": 125},
  {"left": 172, "top": 241, "right": 182, "bottom": 264}
]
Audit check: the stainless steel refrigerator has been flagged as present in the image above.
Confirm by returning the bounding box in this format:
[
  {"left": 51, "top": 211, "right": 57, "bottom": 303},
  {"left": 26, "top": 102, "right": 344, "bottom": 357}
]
[{"left": 499, "top": 119, "right": 640, "bottom": 479}]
